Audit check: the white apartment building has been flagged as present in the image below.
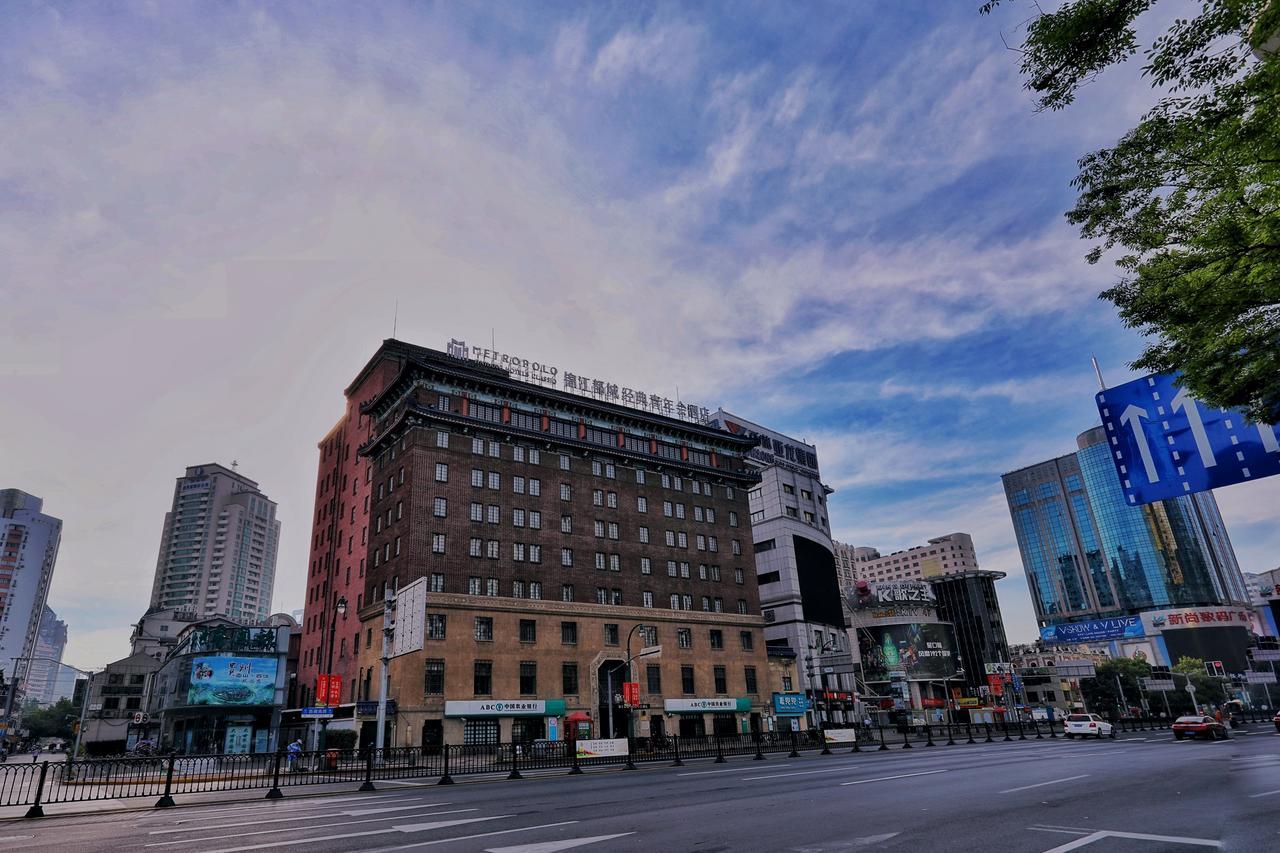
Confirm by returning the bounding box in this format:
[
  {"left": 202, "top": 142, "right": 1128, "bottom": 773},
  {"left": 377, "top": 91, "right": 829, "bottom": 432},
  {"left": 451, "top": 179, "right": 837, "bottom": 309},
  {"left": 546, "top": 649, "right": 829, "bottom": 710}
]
[
  {"left": 0, "top": 490, "right": 62, "bottom": 700},
  {"left": 149, "top": 464, "right": 280, "bottom": 622},
  {"left": 834, "top": 533, "right": 979, "bottom": 589}
]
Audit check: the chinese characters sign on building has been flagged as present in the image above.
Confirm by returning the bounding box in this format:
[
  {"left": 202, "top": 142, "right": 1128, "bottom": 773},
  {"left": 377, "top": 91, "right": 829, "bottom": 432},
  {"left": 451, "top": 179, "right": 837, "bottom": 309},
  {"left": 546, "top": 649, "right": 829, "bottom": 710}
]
[
  {"left": 446, "top": 338, "right": 711, "bottom": 424},
  {"left": 717, "top": 415, "right": 820, "bottom": 474}
]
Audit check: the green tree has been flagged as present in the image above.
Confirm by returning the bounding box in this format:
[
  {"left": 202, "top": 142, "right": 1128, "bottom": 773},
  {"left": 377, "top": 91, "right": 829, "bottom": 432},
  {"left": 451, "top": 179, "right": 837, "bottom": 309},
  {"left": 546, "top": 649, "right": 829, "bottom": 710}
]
[
  {"left": 983, "top": 1, "right": 1280, "bottom": 421},
  {"left": 1171, "top": 656, "right": 1228, "bottom": 712},
  {"left": 21, "top": 698, "right": 78, "bottom": 741},
  {"left": 1080, "top": 657, "right": 1151, "bottom": 716}
]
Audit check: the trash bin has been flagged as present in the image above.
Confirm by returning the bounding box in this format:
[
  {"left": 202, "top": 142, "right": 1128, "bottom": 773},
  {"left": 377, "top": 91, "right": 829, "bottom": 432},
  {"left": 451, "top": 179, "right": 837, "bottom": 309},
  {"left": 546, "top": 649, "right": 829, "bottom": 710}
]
[{"left": 324, "top": 749, "right": 339, "bottom": 771}]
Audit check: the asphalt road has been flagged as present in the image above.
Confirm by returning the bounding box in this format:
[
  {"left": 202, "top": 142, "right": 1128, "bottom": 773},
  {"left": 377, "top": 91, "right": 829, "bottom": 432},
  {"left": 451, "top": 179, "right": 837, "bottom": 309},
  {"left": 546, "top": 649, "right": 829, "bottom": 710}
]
[{"left": 1, "top": 724, "right": 1277, "bottom": 853}]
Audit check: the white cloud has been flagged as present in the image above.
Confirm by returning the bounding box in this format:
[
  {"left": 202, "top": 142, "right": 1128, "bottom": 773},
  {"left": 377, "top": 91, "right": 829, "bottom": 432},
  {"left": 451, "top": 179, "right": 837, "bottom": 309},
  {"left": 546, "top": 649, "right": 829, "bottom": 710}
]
[{"left": 589, "top": 19, "right": 701, "bottom": 87}]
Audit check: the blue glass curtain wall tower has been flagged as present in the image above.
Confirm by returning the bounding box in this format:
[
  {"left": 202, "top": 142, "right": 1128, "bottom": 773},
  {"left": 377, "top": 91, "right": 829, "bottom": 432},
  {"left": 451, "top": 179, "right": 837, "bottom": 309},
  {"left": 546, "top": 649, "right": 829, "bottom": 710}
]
[{"left": 1002, "top": 427, "right": 1249, "bottom": 628}]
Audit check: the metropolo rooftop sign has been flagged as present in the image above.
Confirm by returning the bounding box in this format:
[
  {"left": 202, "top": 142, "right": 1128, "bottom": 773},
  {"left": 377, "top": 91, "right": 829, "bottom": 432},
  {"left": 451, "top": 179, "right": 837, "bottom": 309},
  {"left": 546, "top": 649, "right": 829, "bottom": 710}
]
[
  {"left": 1096, "top": 372, "right": 1280, "bottom": 505},
  {"left": 446, "top": 338, "right": 712, "bottom": 424}
]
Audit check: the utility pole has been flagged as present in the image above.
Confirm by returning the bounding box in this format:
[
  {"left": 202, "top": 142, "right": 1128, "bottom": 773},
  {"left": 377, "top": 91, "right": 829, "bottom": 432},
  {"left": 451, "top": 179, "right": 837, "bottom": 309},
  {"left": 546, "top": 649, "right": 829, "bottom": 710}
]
[
  {"left": 1114, "top": 674, "right": 1129, "bottom": 717},
  {"left": 375, "top": 586, "right": 396, "bottom": 755}
]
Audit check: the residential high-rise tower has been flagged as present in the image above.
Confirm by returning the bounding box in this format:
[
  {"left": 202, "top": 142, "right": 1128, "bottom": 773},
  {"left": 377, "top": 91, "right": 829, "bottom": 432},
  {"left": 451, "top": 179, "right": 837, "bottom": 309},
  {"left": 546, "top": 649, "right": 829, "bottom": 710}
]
[
  {"left": 149, "top": 464, "right": 280, "bottom": 622},
  {"left": 0, "top": 489, "right": 62, "bottom": 701}
]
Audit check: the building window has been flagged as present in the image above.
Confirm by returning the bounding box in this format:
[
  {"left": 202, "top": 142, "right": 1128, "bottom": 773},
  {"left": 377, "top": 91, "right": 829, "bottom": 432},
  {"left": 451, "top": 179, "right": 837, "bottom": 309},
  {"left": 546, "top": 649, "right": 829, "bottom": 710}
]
[
  {"left": 513, "top": 445, "right": 525, "bottom": 462},
  {"left": 561, "top": 621, "right": 577, "bottom": 644},
  {"left": 607, "top": 491, "right": 618, "bottom": 508},
  {"left": 473, "top": 661, "right": 492, "bottom": 696},
  {"left": 640, "top": 557, "right": 651, "bottom": 575},
  {"left": 471, "top": 469, "right": 484, "bottom": 487},
  {"left": 468, "top": 576, "right": 482, "bottom": 595},
  {"left": 646, "top": 664, "right": 661, "bottom": 694},
  {"left": 560, "top": 454, "right": 570, "bottom": 470},
  {"left": 595, "top": 552, "right": 606, "bottom": 570},
  {"left": 424, "top": 659, "right": 444, "bottom": 695},
  {"left": 469, "top": 537, "right": 483, "bottom": 557},
  {"left": 432, "top": 534, "right": 446, "bottom": 554},
  {"left": 436, "top": 431, "right": 449, "bottom": 448},
  {"left": 593, "top": 489, "right": 604, "bottom": 507},
  {"left": 562, "top": 663, "right": 579, "bottom": 695},
  {"left": 713, "top": 666, "right": 727, "bottom": 694},
  {"left": 426, "top": 613, "right": 446, "bottom": 639},
  {"left": 594, "top": 519, "right": 605, "bottom": 538},
  {"left": 604, "top": 624, "right": 619, "bottom": 645},
  {"left": 782, "top": 676, "right": 793, "bottom": 692},
  {"left": 561, "top": 584, "right": 574, "bottom": 602},
  {"left": 637, "top": 496, "right": 647, "bottom": 513},
  {"left": 562, "top": 548, "right": 573, "bottom": 567},
  {"left": 740, "top": 631, "right": 753, "bottom": 651},
  {"left": 529, "top": 478, "right": 541, "bottom": 496},
  {"left": 470, "top": 502, "right": 484, "bottom": 522},
  {"left": 596, "top": 587, "right": 608, "bottom": 605},
  {"left": 609, "top": 553, "right": 620, "bottom": 571},
  {"left": 486, "top": 540, "right": 499, "bottom": 559},
  {"left": 435, "top": 463, "right": 448, "bottom": 483},
  {"left": 560, "top": 484, "right": 572, "bottom": 501},
  {"left": 430, "top": 573, "right": 444, "bottom": 592},
  {"left": 729, "top": 511, "right": 738, "bottom": 527},
  {"left": 474, "top": 617, "right": 493, "bottom": 642},
  {"left": 530, "top": 581, "right": 542, "bottom": 599},
  {"left": 744, "top": 666, "right": 758, "bottom": 694},
  {"left": 513, "top": 476, "right": 526, "bottom": 495},
  {"left": 486, "top": 577, "right": 498, "bottom": 596},
  {"left": 519, "top": 661, "right": 537, "bottom": 696},
  {"left": 677, "top": 628, "right": 692, "bottom": 649},
  {"left": 608, "top": 522, "right": 619, "bottom": 540},
  {"left": 487, "top": 472, "right": 500, "bottom": 490},
  {"left": 681, "top": 666, "right": 695, "bottom": 694},
  {"left": 433, "top": 497, "right": 447, "bottom": 517},
  {"left": 709, "top": 630, "right": 723, "bottom": 650},
  {"left": 472, "top": 437, "right": 485, "bottom": 455},
  {"left": 486, "top": 504, "right": 500, "bottom": 525},
  {"left": 488, "top": 441, "right": 500, "bottom": 458},
  {"left": 642, "top": 591, "right": 654, "bottom": 608},
  {"left": 519, "top": 619, "right": 537, "bottom": 643}
]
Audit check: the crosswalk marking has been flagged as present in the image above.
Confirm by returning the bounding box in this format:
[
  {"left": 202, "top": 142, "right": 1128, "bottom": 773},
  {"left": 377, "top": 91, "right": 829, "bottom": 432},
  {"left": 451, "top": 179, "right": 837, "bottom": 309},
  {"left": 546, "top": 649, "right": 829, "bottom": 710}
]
[
  {"left": 484, "top": 832, "right": 636, "bottom": 852},
  {"left": 144, "top": 810, "right": 480, "bottom": 847}
]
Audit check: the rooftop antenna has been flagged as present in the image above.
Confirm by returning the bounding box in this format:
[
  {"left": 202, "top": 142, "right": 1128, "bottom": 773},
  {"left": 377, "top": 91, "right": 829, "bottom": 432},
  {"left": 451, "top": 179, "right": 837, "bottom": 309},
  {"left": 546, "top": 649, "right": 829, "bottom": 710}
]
[
  {"left": 392, "top": 299, "right": 399, "bottom": 339},
  {"left": 1090, "top": 355, "right": 1107, "bottom": 391},
  {"left": 231, "top": 459, "right": 239, "bottom": 472}
]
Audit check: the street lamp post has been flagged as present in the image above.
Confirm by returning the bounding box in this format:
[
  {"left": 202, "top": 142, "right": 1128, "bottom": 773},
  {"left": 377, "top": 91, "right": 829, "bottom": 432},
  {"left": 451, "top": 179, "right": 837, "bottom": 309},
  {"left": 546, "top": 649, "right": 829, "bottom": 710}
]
[{"left": 318, "top": 595, "right": 348, "bottom": 751}]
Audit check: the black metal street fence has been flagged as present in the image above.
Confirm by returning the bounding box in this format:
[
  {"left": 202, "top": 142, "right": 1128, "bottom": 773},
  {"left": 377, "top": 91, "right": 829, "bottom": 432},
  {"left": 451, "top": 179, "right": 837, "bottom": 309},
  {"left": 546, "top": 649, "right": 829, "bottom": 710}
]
[{"left": 2, "top": 711, "right": 1273, "bottom": 818}]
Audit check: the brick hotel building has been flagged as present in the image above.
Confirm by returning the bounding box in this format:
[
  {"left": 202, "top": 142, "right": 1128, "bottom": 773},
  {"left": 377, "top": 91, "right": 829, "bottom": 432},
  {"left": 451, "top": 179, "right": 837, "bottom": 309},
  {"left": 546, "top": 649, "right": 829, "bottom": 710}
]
[{"left": 306, "top": 340, "right": 770, "bottom": 746}]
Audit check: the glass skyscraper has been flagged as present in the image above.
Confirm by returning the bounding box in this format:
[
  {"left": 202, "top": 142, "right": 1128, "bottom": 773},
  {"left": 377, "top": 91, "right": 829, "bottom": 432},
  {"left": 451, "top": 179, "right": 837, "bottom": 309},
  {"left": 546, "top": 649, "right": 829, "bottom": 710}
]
[{"left": 1002, "top": 427, "right": 1249, "bottom": 627}]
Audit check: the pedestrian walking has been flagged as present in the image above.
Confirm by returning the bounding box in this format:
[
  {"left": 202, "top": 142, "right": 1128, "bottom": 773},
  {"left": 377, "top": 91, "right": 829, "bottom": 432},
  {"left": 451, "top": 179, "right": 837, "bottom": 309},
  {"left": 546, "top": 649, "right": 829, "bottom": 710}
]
[{"left": 286, "top": 738, "right": 304, "bottom": 772}]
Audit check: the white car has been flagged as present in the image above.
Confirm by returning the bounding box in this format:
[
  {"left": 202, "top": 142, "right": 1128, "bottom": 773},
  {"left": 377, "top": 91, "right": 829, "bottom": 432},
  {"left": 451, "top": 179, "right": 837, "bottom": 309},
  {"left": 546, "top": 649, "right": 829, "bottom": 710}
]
[{"left": 1064, "top": 713, "right": 1114, "bottom": 739}]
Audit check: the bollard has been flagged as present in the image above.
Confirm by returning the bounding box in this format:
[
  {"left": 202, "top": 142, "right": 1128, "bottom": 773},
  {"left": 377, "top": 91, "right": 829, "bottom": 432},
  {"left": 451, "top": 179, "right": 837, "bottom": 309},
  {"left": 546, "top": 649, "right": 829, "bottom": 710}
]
[
  {"left": 1017, "top": 720, "right": 1027, "bottom": 741},
  {"left": 966, "top": 721, "right": 975, "bottom": 744},
  {"left": 569, "top": 741, "right": 584, "bottom": 775},
  {"left": 820, "top": 730, "right": 832, "bottom": 756},
  {"left": 507, "top": 743, "right": 523, "bottom": 781},
  {"left": 438, "top": 746, "right": 455, "bottom": 785},
  {"left": 878, "top": 725, "right": 889, "bottom": 751},
  {"left": 1033, "top": 718, "right": 1043, "bottom": 739},
  {"left": 714, "top": 733, "right": 726, "bottom": 764},
  {"left": 984, "top": 723, "right": 993, "bottom": 743},
  {"left": 901, "top": 727, "right": 913, "bottom": 749},
  {"left": 925, "top": 725, "right": 935, "bottom": 747},
  {"left": 1002, "top": 721, "right": 1012, "bottom": 742},
  {"left": 946, "top": 723, "right": 956, "bottom": 746},
  {"left": 788, "top": 730, "right": 799, "bottom": 758},
  {"left": 1048, "top": 719, "right": 1057, "bottom": 738},
  {"left": 155, "top": 752, "right": 177, "bottom": 808},
  {"left": 265, "top": 750, "right": 284, "bottom": 799},
  {"left": 852, "top": 731, "right": 861, "bottom": 753},
  {"left": 624, "top": 735, "right": 637, "bottom": 771},
  {"left": 671, "top": 736, "right": 684, "bottom": 767},
  {"left": 753, "top": 730, "right": 765, "bottom": 761},
  {"left": 24, "top": 761, "right": 49, "bottom": 818},
  {"left": 359, "top": 749, "right": 376, "bottom": 792}
]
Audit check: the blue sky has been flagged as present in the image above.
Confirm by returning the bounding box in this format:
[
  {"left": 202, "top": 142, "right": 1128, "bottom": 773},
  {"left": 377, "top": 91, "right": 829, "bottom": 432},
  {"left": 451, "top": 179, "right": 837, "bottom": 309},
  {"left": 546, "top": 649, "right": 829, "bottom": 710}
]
[{"left": 3, "top": 1, "right": 1277, "bottom": 668}]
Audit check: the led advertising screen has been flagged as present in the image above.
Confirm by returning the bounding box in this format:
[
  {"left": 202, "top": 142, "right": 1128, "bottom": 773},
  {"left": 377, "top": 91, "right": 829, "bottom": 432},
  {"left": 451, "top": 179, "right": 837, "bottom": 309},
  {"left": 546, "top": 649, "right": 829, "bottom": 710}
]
[
  {"left": 187, "top": 655, "right": 278, "bottom": 706},
  {"left": 858, "top": 623, "right": 958, "bottom": 682}
]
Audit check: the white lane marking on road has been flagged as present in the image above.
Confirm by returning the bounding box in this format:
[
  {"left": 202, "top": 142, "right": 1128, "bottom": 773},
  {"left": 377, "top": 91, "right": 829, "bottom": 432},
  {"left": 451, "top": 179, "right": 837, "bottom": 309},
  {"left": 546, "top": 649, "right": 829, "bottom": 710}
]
[
  {"left": 149, "top": 803, "right": 456, "bottom": 834},
  {"left": 678, "top": 764, "right": 791, "bottom": 776},
  {"left": 1037, "top": 829, "right": 1221, "bottom": 852},
  {"left": 197, "top": 815, "right": 513, "bottom": 853},
  {"left": 1028, "top": 828, "right": 1092, "bottom": 836},
  {"left": 1248, "top": 788, "right": 1280, "bottom": 798},
  {"left": 359, "top": 821, "right": 580, "bottom": 853},
  {"left": 999, "top": 774, "right": 1091, "bottom": 794},
  {"left": 144, "top": 810, "right": 480, "bottom": 845},
  {"left": 483, "top": 832, "right": 635, "bottom": 852},
  {"left": 739, "top": 763, "right": 872, "bottom": 781},
  {"left": 139, "top": 793, "right": 421, "bottom": 824},
  {"left": 0, "top": 837, "right": 34, "bottom": 842},
  {"left": 839, "top": 769, "right": 948, "bottom": 786}
]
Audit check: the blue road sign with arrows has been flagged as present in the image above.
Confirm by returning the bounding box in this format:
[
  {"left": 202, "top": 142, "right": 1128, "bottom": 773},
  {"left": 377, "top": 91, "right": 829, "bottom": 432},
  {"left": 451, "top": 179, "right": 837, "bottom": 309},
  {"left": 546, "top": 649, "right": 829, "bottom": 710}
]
[{"left": 1096, "top": 373, "right": 1280, "bottom": 505}]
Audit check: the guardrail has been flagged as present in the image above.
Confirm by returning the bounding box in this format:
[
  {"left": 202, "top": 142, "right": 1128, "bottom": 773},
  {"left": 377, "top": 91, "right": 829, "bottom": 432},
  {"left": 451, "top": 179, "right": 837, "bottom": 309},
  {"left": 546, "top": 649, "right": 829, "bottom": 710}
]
[{"left": 4, "top": 714, "right": 1270, "bottom": 817}]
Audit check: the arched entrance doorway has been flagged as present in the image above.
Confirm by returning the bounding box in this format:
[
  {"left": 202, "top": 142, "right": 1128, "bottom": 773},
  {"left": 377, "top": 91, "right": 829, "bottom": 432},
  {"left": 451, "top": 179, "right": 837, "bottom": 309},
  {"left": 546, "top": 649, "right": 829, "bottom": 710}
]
[{"left": 596, "top": 660, "right": 631, "bottom": 739}]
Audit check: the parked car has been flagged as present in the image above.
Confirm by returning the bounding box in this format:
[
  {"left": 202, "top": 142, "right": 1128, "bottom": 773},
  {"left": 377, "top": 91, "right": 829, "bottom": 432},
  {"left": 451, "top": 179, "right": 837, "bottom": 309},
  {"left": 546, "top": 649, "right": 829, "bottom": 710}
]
[
  {"left": 1172, "top": 715, "right": 1230, "bottom": 740},
  {"left": 1064, "top": 713, "right": 1114, "bottom": 739},
  {"left": 1272, "top": 710, "right": 1279, "bottom": 733}
]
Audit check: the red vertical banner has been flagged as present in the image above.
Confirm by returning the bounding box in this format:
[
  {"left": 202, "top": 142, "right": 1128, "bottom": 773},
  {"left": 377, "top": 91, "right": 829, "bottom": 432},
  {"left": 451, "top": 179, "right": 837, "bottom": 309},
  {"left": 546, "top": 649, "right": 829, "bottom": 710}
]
[
  {"left": 317, "top": 674, "right": 341, "bottom": 706},
  {"left": 623, "top": 682, "right": 640, "bottom": 706}
]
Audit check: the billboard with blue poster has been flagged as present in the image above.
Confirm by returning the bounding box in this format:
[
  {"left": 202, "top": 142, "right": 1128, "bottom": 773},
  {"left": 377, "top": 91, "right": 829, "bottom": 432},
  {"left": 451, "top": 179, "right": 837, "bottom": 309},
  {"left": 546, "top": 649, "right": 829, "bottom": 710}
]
[
  {"left": 187, "top": 655, "right": 278, "bottom": 706},
  {"left": 1039, "top": 616, "right": 1144, "bottom": 644}
]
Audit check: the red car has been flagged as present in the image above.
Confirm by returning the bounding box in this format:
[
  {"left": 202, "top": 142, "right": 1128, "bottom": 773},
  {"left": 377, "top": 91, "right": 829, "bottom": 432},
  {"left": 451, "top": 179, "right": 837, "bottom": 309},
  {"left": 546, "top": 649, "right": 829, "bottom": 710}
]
[{"left": 1172, "top": 715, "right": 1230, "bottom": 741}]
